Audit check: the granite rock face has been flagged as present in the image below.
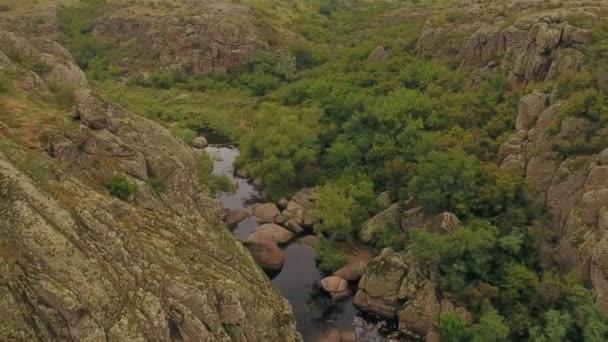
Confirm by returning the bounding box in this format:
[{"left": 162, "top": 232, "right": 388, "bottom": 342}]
[
  {"left": 411, "top": 0, "right": 608, "bottom": 85},
  {"left": 0, "top": 28, "right": 299, "bottom": 341},
  {"left": 498, "top": 88, "right": 608, "bottom": 309},
  {"left": 92, "top": 0, "right": 263, "bottom": 76}
]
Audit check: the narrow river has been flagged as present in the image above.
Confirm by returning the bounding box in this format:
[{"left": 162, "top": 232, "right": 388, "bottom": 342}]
[{"left": 205, "top": 145, "right": 389, "bottom": 342}]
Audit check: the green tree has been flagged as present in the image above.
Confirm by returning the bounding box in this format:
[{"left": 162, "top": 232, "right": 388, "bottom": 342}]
[
  {"left": 470, "top": 308, "right": 510, "bottom": 342},
  {"left": 439, "top": 313, "right": 470, "bottom": 342}
]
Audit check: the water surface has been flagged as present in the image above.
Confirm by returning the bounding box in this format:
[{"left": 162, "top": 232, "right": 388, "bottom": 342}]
[{"left": 205, "top": 145, "right": 390, "bottom": 341}]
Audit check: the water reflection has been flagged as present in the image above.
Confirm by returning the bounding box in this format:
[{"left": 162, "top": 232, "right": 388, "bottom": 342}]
[{"left": 205, "top": 145, "right": 391, "bottom": 342}]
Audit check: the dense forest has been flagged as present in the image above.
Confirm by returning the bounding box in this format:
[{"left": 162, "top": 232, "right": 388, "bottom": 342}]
[{"left": 51, "top": 0, "right": 608, "bottom": 340}]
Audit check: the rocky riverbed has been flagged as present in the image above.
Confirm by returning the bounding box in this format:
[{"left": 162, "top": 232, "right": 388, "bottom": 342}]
[{"left": 205, "top": 145, "right": 393, "bottom": 341}]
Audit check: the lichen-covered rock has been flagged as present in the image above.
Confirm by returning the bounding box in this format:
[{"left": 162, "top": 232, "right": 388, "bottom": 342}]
[
  {"left": 245, "top": 231, "right": 285, "bottom": 271},
  {"left": 360, "top": 203, "right": 400, "bottom": 243},
  {"left": 398, "top": 281, "right": 440, "bottom": 338},
  {"left": 91, "top": 0, "right": 264, "bottom": 76},
  {"left": 0, "top": 28, "right": 299, "bottom": 341},
  {"left": 353, "top": 249, "right": 409, "bottom": 318}
]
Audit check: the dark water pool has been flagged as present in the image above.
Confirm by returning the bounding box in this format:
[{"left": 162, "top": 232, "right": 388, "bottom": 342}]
[{"left": 205, "top": 146, "right": 389, "bottom": 342}]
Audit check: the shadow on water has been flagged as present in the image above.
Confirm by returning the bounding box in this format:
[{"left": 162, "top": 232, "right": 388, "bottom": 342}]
[{"left": 205, "top": 145, "right": 391, "bottom": 342}]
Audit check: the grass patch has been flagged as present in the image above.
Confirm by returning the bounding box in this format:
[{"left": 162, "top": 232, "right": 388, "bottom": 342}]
[
  {"left": 97, "top": 80, "right": 255, "bottom": 140},
  {"left": 105, "top": 174, "right": 136, "bottom": 200}
]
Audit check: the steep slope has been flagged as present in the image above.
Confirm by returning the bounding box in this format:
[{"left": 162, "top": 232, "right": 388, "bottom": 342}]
[{"left": 0, "top": 28, "right": 298, "bottom": 341}]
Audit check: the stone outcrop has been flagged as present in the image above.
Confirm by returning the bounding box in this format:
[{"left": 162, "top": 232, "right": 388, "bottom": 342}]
[
  {"left": 355, "top": 209, "right": 467, "bottom": 338},
  {"left": 410, "top": 0, "right": 608, "bottom": 85},
  {"left": 283, "top": 188, "right": 317, "bottom": 232},
  {"left": 0, "top": 28, "right": 299, "bottom": 341},
  {"left": 245, "top": 231, "right": 285, "bottom": 272},
  {"left": 92, "top": 0, "right": 263, "bottom": 76},
  {"left": 498, "top": 88, "right": 608, "bottom": 309}
]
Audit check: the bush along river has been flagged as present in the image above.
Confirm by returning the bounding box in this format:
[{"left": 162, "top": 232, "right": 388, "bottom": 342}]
[{"left": 204, "top": 145, "right": 394, "bottom": 342}]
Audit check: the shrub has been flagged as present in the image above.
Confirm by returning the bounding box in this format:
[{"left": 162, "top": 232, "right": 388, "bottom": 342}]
[
  {"left": 175, "top": 128, "right": 196, "bottom": 144},
  {"left": 0, "top": 5, "right": 10, "bottom": 11},
  {"left": 316, "top": 238, "right": 346, "bottom": 273},
  {"left": 105, "top": 175, "right": 136, "bottom": 200},
  {"left": 196, "top": 153, "right": 236, "bottom": 194},
  {"left": 241, "top": 71, "right": 280, "bottom": 96},
  {"left": 372, "top": 224, "right": 404, "bottom": 250},
  {"left": 439, "top": 313, "right": 470, "bottom": 342}
]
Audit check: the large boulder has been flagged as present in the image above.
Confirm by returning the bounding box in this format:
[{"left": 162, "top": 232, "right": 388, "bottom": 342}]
[
  {"left": 353, "top": 249, "right": 410, "bottom": 318},
  {"left": 225, "top": 209, "right": 248, "bottom": 227},
  {"left": 515, "top": 91, "right": 547, "bottom": 131},
  {"left": 253, "top": 203, "right": 283, "bottom": 224},
  {"left": 398, "top": 281, "right": 440, "bottom": 338},
  {"left": 333, "top": 260, "right": 369, "bottom": 282},
  {"left": 253, "top": 223, "right": 294, "bottom": 244},
  {"left": 244, "top": 231, "right": 284, "bottom": 271},
  {"left": 320, "top": 276, "right": 351, "bottom": 301},
  {"left": 191, "top": 136, "right": 207, "bottom": 149},
  {"left": 360, "top": 204, "right": 400, "bottom": 243}
]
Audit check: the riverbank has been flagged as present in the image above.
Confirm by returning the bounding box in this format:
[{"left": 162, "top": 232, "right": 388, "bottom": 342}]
[{"left": 205, "top": 145, "right": 391, "bottom": 341}]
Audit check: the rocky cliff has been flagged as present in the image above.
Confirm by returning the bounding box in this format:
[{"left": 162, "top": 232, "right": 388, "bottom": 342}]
[
  {"left": 91, "top": 0, "right": 263, "bottom": 76},
  {"left": 0, "top": 27, "right": 298, "bottom": 341},
  {"left": 499, "top": 91, "right": 608, "bottom": 310},
  {"left": 408, "top": 0, "right": 608, "bottom": 85}
]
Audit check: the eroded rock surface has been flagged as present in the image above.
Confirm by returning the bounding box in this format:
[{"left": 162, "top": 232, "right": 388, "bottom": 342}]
[{"left": 0, "top": 28, "right": 298, "bottom": 341}]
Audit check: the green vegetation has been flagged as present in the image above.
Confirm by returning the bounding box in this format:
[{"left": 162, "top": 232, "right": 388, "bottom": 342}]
[
  {"left": 196, "top": 153, "right": 236, "bottom": 195},
  {"left": 316, "top": 237, "right": 347, "bottom": 273},
  {"left": 56, "top": 0, "right": 608, "bottom": 339},
  {"left": 105, "top": 175, "right": 135, "bottom": 200},
  {"left": 410, "top": 220, "right": 608, "bottom": 341},
  {"left": 58, "top": 0, "right": 113, "bottom": 71}
]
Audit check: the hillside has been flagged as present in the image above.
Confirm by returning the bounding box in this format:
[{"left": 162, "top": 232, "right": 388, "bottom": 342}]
[
  {"left": 1, "top": 0, "right": 608, "bottom": 341},
  {"left": 0, "top": 11, "right": 299, "bottom": 342}
]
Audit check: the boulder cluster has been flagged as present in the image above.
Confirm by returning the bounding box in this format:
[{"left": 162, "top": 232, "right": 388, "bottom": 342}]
[{"left": 243, "top": 189, "right": 320, "bottom": 273}]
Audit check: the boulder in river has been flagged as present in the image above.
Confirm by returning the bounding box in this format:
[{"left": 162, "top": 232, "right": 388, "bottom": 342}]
[
  {"left": 225, "top": 209, "right": 248, "bottom": 227},
  {"left": 333, "top": 260, "right": 369, "bottom": 281},
  {"left": 299, "top": 235, "right": 320, "bottom": 249},
  {"left": 286, "top": 218, "right": 305, "bottom": 234},
  {"left": 244, "top": 231, "right": 284, "bottom": 271},
  {"left": 191, "top": 136, "right": 208, "bottom": 149},
  {"left": 277, "top": 197, "right": 289, "bottom": 209},
  {"left": 254, "top": 223, "right": 294, "bottom": 244},
  {"left": 253, "top": 203, "right": 283, "bottom": 224},
  {"left": 320, "top": 276, "right": 350, "bottom": 301}
]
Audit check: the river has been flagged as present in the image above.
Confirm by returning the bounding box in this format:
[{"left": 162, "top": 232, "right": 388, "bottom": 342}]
[{"left": 205, "top": 145, "right": 390, "bottom": 342}]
